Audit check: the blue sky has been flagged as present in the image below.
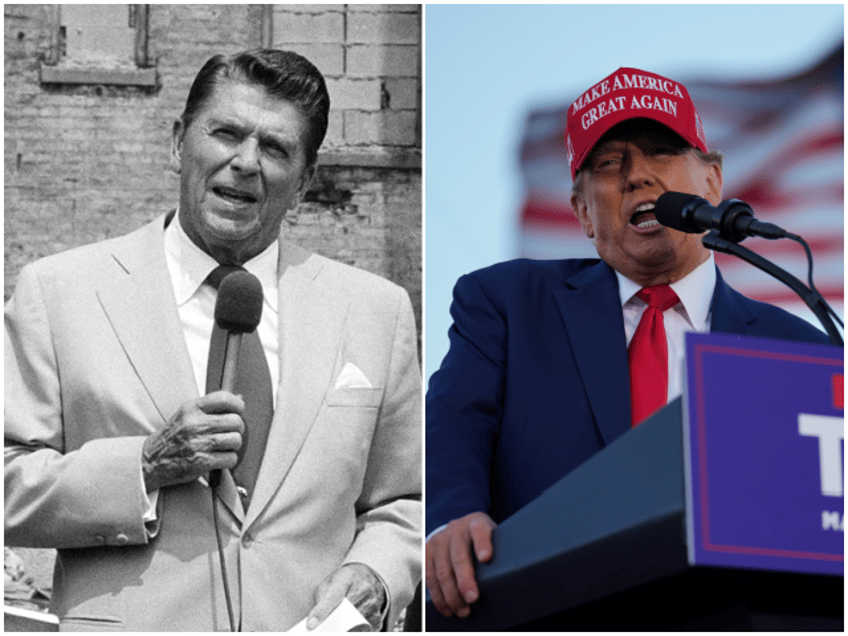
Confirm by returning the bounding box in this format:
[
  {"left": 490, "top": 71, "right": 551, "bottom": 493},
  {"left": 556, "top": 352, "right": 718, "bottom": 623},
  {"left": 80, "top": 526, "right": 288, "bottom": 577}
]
[{"left": 424, "top": 3, "right": 844, "bottom": 380}]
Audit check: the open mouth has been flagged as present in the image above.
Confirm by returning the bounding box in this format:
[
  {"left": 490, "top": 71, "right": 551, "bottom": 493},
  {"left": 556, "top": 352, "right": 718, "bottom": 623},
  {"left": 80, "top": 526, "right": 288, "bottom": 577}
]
[
  {"left": 213, "top": 186, "right": 258, "bottom": 205},
  {"left": 630, "top": 202, "right": 661, "bottom": 230}
]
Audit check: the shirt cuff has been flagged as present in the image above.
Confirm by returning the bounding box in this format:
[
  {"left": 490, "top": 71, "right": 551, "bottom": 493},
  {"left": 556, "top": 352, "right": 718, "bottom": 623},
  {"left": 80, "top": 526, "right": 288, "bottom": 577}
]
[
  {"left": 426, "top": 523, "right": 448, "bottom": 542},
  {"left": 140, "top": 464, "right": 160, "bottom": 535}
]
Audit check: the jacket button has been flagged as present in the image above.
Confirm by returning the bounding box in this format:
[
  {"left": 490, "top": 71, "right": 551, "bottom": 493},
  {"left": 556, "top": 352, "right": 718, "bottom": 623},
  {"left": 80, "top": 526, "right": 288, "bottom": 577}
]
[
  {"left": 115, "top": 533, "right": 129, "bottom": 545},
  {"left": 242, "top": 534, "right": 253, "bottom": 548},
  {"left": 94, "top": 535, "right": 106, "bottom": 545}
]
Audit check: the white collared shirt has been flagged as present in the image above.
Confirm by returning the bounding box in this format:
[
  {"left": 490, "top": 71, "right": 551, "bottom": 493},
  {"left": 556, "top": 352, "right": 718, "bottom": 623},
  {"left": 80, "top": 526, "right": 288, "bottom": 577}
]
[
  {"left": 616, "top": 252, "right": 716, "bottom": 404},
  {"left": 163, "top": 210, "right": 281, "bottom": 404}
]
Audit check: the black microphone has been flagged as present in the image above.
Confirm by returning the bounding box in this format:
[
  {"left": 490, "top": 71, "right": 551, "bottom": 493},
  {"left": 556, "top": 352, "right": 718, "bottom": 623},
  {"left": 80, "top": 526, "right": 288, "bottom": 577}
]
[
  {"left": 208, "top": 270, "right": 263, "bottom": 489},
  {"left": 654, "top": 191, "right": 787, "bottom": 243}
]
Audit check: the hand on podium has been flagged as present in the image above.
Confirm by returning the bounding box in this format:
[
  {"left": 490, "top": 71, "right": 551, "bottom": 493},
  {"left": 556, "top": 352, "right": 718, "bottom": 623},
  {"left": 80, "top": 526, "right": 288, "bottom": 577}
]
[{"left": 425, "top": 511, "right": 497, "bottom": 618}]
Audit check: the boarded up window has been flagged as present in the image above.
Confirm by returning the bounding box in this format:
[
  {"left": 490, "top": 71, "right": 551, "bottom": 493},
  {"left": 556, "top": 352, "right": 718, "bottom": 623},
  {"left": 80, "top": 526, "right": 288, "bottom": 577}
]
[
  {"left": 40, "top": 4, "right": 155, "bottom": 86},
  {"left": 61, "top": 5, "right": 136, "bottom": 66}
]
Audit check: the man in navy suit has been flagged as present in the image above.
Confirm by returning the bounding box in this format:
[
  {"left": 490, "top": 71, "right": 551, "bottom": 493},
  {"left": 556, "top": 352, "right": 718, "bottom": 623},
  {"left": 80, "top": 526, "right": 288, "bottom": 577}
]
[{"left": 425, "top": 67, "right": 832, "bottom": 619}]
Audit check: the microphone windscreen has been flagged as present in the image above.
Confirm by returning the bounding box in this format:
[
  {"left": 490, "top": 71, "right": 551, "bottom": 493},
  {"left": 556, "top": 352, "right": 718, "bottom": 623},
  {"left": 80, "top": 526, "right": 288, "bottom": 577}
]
[
  {"left": 214, "top": 270, "right": 264, "bottom": 333},
  {"left": 654, "top": 191, "right": 701, "bottom": 231}
]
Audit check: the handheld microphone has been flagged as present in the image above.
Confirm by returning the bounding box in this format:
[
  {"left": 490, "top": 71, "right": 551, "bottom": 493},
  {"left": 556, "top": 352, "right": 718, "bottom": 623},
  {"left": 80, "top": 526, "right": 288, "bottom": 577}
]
[
  {"left": 654, "top": 192, "right": 787, "bottom": 243},
  {"left": 208, "top": 270, "right": 263, "bottom": 488}
]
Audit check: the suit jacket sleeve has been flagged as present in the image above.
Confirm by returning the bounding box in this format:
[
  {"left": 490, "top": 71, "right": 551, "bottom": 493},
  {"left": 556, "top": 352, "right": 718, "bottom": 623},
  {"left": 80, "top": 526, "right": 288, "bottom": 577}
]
[
  {"left": 426, "top": 272, "right": 506, "bottom": 535},
  {"left": 340, "top": 285, "right": 422, "bottom": 627},
  {"left": 5, "top": 262, "right": 156, "bottom": 549}
]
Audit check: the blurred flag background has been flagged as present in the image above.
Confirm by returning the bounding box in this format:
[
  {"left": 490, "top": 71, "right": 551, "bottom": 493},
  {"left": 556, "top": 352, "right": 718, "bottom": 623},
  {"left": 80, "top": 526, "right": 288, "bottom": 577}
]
[
  {"left": 519, "top": 44, "right": 843, "bottom": 317},
  {"left": 425, "top": 5, "right": 844, "bottom": 382}
]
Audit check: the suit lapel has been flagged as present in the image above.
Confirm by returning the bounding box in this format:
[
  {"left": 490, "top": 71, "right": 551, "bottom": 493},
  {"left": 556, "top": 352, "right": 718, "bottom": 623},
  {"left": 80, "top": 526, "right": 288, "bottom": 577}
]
[
  {"left": 709, "top": 267, "right": 758, "bottom": 335},
  {"left": 553, "top": 261, "right": 631, "bottom": 446},
  {"left": 96, "top": 214, "right": 244, "bottom": 522},
  {"left": 96, "top": 216, "right": 197, "bottom": 426},
  {"left": 551, "top": 264, "right": 756, "bottom": 447},
  {"left": 246, "top": 242, "right": 348, "bottom": 525}
]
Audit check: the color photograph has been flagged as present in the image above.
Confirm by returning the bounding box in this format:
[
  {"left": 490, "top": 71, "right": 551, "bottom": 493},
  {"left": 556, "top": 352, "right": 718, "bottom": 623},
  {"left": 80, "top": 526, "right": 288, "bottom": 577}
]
[{"left": 424, "top": 3, "right": 843, "bottom": 630}]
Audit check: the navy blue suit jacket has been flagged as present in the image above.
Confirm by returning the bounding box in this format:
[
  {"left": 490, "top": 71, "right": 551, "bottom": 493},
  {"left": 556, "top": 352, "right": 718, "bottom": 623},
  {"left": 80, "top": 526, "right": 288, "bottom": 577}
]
[{"left": 426, "top": 258, "right": 832, "bottom": 534}]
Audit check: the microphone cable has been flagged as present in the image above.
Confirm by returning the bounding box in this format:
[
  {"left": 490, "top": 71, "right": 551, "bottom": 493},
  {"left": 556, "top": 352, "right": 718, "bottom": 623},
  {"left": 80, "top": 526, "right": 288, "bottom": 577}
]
[
  {"left": 211, "top": 484, "right": 238, "bottom": 632},
  {"left": 205, "top": 267, "right": 264, "bottom": 632},
  {"left": 657, "top": 192, "right": 843, "bottom": 340},
  {"left": 786, "top": 232, "right": 844, "bottom": 328}
]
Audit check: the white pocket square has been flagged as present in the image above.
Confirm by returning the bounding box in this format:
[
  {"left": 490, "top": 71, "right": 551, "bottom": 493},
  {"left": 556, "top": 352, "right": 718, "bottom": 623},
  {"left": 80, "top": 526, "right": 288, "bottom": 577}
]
[{"left": 334, "top": 362, "right": 373, "bottom": 389}]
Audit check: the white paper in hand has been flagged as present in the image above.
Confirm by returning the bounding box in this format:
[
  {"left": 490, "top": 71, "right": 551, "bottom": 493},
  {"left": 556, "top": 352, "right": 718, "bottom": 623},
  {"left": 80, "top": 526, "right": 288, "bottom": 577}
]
[{"left": 288, "top": 598, "right": 370, "bottom": 632}]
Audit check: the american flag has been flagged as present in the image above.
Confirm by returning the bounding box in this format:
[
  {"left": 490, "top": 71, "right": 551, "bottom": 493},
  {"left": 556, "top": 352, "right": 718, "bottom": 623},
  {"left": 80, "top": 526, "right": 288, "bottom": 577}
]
[{"left": 518, "top": 44, "right": 843, "bottom": 326}]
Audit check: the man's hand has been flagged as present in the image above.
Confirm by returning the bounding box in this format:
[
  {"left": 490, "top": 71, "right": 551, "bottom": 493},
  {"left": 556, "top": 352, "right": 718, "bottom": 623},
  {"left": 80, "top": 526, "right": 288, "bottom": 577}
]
[
  {"left": 308, "top": 563, "right": 386, "bottom": 632},
  {"left": 425, "top": 511, "right": 497, "bottom": 618},
  {"left": 141, "top": 391, "right": 245, "bottom": 492}
]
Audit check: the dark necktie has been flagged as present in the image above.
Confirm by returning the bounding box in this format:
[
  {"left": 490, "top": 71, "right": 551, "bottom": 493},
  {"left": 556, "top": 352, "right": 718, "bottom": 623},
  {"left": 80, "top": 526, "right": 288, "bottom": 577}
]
[
  {"left": 628, "top": 285, "right": 680, "bottom": 427},
  {"left": 205, "top": 265, "right": 274, "bottom": 507}
]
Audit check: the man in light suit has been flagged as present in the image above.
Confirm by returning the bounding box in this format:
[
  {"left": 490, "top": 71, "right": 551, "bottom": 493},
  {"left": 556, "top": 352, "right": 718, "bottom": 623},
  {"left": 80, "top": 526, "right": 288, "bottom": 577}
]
[
  {"left": 5, "top": 49, "right": 421, "bottom": 631},
  {"left": 425, "top": 67, "right": 832, "bottom": 619}
]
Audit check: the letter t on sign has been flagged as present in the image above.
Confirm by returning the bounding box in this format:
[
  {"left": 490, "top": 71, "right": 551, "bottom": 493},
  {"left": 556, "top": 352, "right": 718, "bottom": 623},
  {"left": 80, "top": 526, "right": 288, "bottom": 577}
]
[{"left": 799, "top": 414, "right": 844, "bottom": 497}]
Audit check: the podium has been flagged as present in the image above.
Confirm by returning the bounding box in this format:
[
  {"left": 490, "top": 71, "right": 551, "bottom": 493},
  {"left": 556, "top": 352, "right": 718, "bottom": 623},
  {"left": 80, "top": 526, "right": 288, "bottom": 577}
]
[{"left": 426, "top": 334, "right": 843, "bottom": 630}]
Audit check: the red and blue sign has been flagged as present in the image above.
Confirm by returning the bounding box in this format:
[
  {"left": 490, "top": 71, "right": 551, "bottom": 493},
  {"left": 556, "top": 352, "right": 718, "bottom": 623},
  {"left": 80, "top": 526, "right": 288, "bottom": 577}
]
[{"left": 683, "top": 332, "right": 843, "bottom": 576}]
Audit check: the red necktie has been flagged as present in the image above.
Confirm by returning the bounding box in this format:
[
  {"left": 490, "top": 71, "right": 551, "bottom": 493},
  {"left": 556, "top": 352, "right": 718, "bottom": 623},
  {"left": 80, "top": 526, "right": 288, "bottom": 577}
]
[
  {"left": 628, "top": 285, "right": 680, "bottom": 427},
  {"left": 205, "top": 265, "right": 274, "bottom": 507}
]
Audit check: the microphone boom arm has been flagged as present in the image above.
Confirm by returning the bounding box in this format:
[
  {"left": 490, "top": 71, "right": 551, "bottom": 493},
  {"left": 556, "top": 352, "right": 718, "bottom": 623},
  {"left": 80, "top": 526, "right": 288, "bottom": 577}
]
[{"left": 701, "top": 231, "right": 842, "bottom": 346}]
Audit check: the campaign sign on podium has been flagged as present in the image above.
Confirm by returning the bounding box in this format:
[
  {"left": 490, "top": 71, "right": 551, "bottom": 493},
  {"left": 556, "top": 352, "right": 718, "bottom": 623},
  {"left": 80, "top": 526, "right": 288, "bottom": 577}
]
[{"left": 683, "top": 332, "right": 843, "bottom": 576}]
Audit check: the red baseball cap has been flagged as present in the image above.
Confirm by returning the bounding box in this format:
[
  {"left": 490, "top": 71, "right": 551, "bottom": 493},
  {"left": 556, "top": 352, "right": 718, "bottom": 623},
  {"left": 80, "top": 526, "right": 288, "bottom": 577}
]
[{"left": 565, "top": 67, "right": 709, "bottom": 179}]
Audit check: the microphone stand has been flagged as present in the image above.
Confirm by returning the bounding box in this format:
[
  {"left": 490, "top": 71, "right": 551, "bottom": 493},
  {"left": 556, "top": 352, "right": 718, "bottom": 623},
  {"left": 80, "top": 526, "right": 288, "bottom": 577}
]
[{"left": 701, "top": 231, "right": 843, "bottom": 346}]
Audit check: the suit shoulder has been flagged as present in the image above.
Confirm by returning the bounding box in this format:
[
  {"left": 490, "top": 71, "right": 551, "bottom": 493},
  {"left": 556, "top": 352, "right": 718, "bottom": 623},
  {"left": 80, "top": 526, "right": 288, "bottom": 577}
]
[
  {"left": 461, "top": 257, "right": 601, "bottom": 290},
  {"left": 726, "top": 285, "right": 832, "bottom": 345},
  {"left": 23, "top": 237, "right": 114, "bottom": 273},
  {"left": 288, "top": 243, "right": 409, "bottom": 304},
  {"left": 16, "top": 220, "right": 157, "bottom": 285}
]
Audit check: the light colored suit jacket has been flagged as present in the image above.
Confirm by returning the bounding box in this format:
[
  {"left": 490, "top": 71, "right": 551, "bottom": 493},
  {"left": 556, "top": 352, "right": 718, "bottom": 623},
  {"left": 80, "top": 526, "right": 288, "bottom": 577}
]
[{"left": 5, "top": 214, "right": 422, "bottom": 631}]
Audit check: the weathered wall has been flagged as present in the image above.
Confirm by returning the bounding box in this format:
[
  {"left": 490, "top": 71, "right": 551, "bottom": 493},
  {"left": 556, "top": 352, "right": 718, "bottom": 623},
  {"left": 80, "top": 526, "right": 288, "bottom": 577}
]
[{"left": 4, "top": 4, "right": 422, "bottom": 331}]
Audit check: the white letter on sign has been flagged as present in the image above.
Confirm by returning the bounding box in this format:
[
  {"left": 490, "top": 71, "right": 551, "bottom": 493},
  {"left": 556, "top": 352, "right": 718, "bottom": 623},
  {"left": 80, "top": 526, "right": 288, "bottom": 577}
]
[
  {"left": 798, "top": 414, "right": 844, "bottom": 497},
  {"left": 821, "top": 510, "right": 842, "bottom": 531}
]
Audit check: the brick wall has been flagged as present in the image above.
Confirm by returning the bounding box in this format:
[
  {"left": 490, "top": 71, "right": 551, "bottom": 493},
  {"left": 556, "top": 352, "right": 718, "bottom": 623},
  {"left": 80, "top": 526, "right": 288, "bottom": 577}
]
[
  {"left": 4, "top": 4, "right": 422, "bottom": 331},
  {"left": 272, "top": 4, "right": 421, "bottom": 155}
]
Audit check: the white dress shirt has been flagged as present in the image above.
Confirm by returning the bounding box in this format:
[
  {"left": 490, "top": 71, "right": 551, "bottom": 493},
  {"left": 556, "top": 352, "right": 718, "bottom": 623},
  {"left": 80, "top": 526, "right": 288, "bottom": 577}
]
[
  {"left": 616, "top": 252, "right": 716, "bottom": 404},
  {"left": 163, "top": 210, "right": 281, "bottom": 403}
]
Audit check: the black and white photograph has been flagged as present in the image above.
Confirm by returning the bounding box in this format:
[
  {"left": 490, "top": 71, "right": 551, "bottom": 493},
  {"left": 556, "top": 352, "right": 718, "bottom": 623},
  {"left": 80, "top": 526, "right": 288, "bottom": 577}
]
[{"left": 5, "top": 4, "right": 421, "bottom": 632}]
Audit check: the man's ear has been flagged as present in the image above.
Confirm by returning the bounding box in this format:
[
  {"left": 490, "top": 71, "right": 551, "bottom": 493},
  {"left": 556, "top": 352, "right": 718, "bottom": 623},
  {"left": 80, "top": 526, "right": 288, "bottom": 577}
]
[
  {"left": 297, "top": 163, "right": 317, "bottom": 200},
  {"left": 571, "top": 192, "right": 595, "bottom": 239},
  {"left": 704, "top": 161, "right": 723, "bottom": 206},
  {"left": 169, "top": 120, "right": 185, "bottom": 175}
]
